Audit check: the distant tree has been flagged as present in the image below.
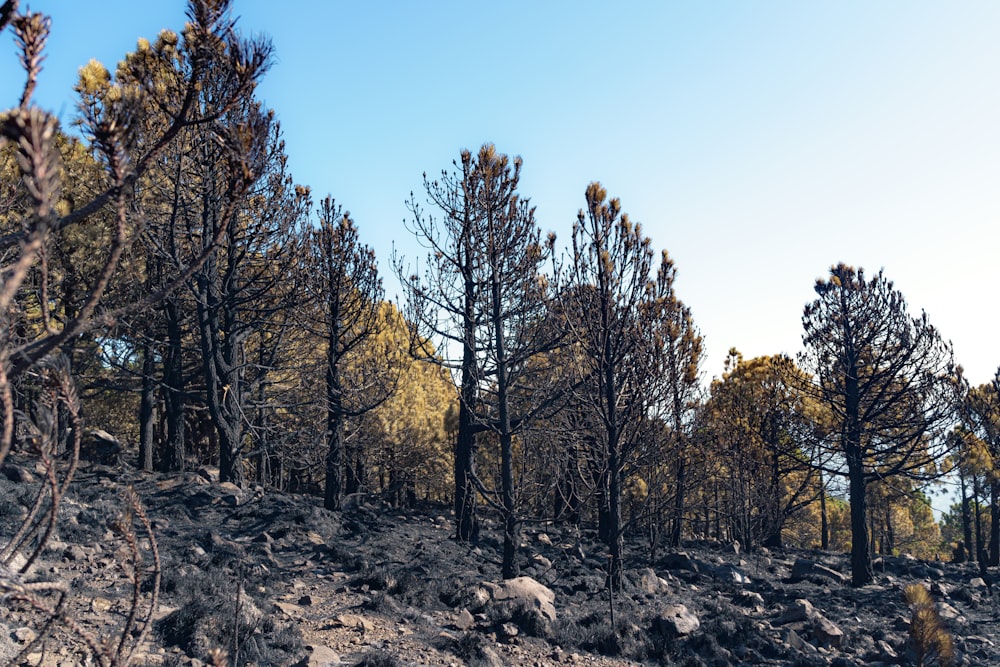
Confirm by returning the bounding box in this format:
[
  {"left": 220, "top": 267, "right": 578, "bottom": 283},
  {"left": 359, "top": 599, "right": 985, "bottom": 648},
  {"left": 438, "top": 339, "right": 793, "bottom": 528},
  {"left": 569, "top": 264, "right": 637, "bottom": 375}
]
[
  {"left": 962, "top": 380, "right": 1000, "bottom": 565},
  {"left": 799, "top": 264, "right": 961, "bottom": 586},
  {"left": 700, "top": 351, "right": 819, "bottom": 550}
]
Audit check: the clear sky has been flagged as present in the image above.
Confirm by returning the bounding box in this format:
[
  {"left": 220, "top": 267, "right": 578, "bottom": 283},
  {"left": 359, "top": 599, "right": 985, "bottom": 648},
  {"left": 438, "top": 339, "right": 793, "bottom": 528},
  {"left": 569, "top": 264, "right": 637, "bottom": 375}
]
[{"left": 9, "top": 1, "right": 1000, "bottom": 386}]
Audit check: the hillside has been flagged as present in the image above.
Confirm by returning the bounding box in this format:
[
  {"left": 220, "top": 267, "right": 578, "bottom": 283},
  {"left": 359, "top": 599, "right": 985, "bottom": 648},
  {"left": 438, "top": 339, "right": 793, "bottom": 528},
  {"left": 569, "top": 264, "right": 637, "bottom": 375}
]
[{"left": 1, "top": 457, "right": 998, "bottom": 666}]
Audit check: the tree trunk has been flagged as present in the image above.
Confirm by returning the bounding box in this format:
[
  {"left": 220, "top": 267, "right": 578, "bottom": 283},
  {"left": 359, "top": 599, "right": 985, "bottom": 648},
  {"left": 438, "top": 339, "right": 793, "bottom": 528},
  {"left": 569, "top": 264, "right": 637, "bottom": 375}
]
[
  {"left": 960, "top": 470, "right": 973, "bottom": 562},
  {"left": 848, "top": 462, "right": 872, "bottom": 586},
  {"left": 670, "top": 456, "right": 686, "bottom": 547},
  {"left": 323, "top": 339, "right": 344, "bottom": 510},
  {"left": 160, "top": 299, "right": 185, "bottom": 473},
  {"left": 138, "top": 340, "right": 157, "bottom": 472},
  {"left": 990, "top": 479, "right": 999, "bottom": 566},
  {"left": 820, "top": 471, "right": 829, "bottom": 550}
]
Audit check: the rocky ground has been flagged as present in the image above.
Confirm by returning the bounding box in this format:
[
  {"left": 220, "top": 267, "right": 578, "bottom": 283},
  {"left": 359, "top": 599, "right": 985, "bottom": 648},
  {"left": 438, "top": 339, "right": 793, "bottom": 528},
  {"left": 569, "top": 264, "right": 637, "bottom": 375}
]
[{"left": 2, "top": 456, "right": 999, "bottom": 666}]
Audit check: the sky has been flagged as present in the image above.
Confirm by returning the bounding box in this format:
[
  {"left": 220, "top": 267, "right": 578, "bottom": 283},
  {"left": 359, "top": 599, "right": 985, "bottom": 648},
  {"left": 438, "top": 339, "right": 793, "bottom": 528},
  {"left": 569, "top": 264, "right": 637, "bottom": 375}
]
[{"left": 8, "top": 1, "right": 1000, "bottom": 387}]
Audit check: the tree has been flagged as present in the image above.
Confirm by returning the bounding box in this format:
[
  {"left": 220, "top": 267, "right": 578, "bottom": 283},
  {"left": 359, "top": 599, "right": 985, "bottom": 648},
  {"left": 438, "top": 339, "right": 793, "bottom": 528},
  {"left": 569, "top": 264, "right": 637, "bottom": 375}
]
[
  {"left": 400, "top": 145, "right": 555, "bottom": 577},
  {"left": 800, "top": 264, "right": 961, "bottom": 586},
  {"left": 399, "top": 149, "right": 483, "bottom": 542},
  {"left": 0, "top": 1, "right": 274, "bottom": 662},
  {"left": 963, "top": 380, "right": 1000, "bottom": 565},
  {"left": 559, "top": 182, "right": 695, "bottom": 588},
  {"left": 699, "top": 351, "right": 820, "bottom": 549},
  {"left": 301, "top": 198, "right": 388, "bottom": 510}
]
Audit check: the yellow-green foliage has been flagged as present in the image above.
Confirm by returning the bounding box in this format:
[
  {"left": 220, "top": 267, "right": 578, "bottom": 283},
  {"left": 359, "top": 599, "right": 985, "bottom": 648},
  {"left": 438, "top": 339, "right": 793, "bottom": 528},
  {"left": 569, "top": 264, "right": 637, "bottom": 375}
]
[{"left": 904, "top": 584, "right": 954, "bottom": 667}]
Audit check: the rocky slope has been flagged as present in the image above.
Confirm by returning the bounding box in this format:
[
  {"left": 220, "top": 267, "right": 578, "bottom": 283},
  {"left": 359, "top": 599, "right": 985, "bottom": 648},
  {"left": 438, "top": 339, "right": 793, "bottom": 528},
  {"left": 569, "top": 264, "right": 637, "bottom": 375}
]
[{"left": 1, "top": 457, "right": 998, "bottom": 666}]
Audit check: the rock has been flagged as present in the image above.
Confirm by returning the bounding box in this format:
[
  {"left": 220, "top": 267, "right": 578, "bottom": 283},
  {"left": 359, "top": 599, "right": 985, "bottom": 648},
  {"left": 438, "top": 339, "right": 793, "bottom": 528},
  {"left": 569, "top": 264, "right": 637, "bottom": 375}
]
[
  {"left": 970, "top": 577, "right": 988, "bottom": 589},
  {"left": 334, "top": 614, "right": 375, "bottom": 633},
  {"left": 63, "top": 544, "right": 89, "bottom": 561},
  {"left": 662, "top": 551, "right": 699, "bottom": 573},
  {"left": 653, "top": 604, "right": 700, "bottom": 636},
  {"left": 196, "top": 466, "right": 219, "bottom": 482},
  {"left": 876, "top": 639, "right": 898, "bottom": 660},
  {"left": 295, "top": 645, "right": 341, "bottom": 667},
  {"left": 536, "top": 532, "right": 552, "bottom": 546},
  {"left": 810, "top": 613, "right": 844, "bottom": 648},
  {"left": 712, "top": 563, "right": 750, "bottom": 585},
  {"left": 82, "top": 429, "right": 122, "bottom": 464},
  {"left": 483, "top": 576, "right": 557, "bottom": 623},
  {"left": 938, "top": 602, "right": 965, "bottom": 623},
  {"left": 453, "top": 608, "right": 475, "bottom": 631},
  {"left": 776, "top": 599, "right": 816, "bottom": 624},
  {"left": 782, "top": 627, "right": 816, "bottom": 653},
  {"left": 274, "top": 601, "right": 303, "bottom": 616},
  {"left": 531, "top": 554, "right": 552, "bottom": 570},
  {"left": 734, "top": 590, "right": 765, "bottom": 608},
  {"left": 790, "top": 558, "right": 849, "bottom": 585},
  {"left": 13, "top": 626, "right": 37, "bottom": 644},
  {"left": 90, "top": 597, "right": 112, "bottom": 613},
  {"left": 499, "top": 622, "right": 519, "bottom": 639},
  {"left": 1, "top": 463, "right": 33, "bottom": 483},
  {"left": 635, "top": 567, "right": 668, "bottom": 595},
  {"left": 218, "top": 481, "right": 243, "bottom": 506}
]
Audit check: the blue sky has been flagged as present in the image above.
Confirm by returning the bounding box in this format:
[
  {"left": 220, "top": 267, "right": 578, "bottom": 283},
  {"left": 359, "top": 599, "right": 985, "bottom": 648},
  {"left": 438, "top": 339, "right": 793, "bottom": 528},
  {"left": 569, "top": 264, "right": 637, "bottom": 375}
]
[{"left": 10, "top": 1, "right": 1000, "bottom": 387}]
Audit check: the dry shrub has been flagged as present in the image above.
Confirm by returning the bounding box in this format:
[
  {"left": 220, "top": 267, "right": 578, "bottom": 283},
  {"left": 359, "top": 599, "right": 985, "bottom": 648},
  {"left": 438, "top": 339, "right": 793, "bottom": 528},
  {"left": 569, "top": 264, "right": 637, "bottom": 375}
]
[{"left": 904, "top": 584, "right": 954, "bottom": 667}]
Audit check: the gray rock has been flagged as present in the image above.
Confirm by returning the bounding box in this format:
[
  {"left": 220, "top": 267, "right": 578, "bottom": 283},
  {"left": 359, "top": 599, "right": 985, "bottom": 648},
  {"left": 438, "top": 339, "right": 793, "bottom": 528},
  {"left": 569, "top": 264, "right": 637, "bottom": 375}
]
[
  {"left": 635, "top": 567, "right": 669, "bottom": 595},
  {"left": 295, "top": 645, "right": 341, "bottom": 667},
  {"left": 482, "top": 576, "right": 557, "bottom": 623},
  {"left": 713, "top": 563, "right": 750, "bottom": 585},
  {"left": 662, "top": 551, "right": 699, "bottom": 573},
  {"left": 776, "top": 599, "right": 816, "bottom": 624},
  {"left": 454, "top": 608, "right": 475, "bottom": 631},
  {"left": 790, "top": 558, "right": 849, "bottom": 584},
  {"left": 810, "top": 613, "right": 844, "bottom": 648},
  {"left": 654, "top": 604, "right": 700, "bottom": 636}
]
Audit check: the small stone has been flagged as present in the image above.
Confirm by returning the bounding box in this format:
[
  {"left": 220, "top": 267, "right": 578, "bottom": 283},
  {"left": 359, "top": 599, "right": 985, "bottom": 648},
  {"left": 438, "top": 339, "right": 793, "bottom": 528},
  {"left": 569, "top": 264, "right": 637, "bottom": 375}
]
[
  {"left": 91, "top": 597, "right": 112, "bottom": 613},
  {"left": 499, "top": 622, "right": 519, "bottom": 639},
  {"left": 14, "top": 626, "right": 37, "bottom": 644},
  {"left": 531, "top": 554, "right": 552, "bottom": 569},
  {"left": 454, "top": 608, "right": 475, "bottom": 631}
]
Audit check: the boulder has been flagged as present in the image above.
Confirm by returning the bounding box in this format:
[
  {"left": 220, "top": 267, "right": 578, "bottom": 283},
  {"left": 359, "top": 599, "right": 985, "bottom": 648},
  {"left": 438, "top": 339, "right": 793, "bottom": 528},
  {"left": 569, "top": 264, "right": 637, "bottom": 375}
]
[
  {"left": 776, "top": 599, "right": 816, "bottom": 624},
  {"left": 653, "top": 604, "right": 700, "bottom": 636},
  {"left": 482, "top": 576, "right": 557, "bottom": 623},
  {"left": 635, "top": 567, "right": 669, "bottom": 595},
  {"left": 1, "top": 463, "right": 33, "bottom": 483},
  {"left": 295, "top": 645, "right": 341, "bottom": 667},
  {"left": 81, "top": 429, "right": 122, "bottom": 464},
  {"left": 810, "top": 613, "right": 844, "bottom": 648},
  {"left": 712, "top": 563, "right": 751, "bottom": 585},
  {"left": 662, "top": 551, "right": 699, "bottom": 573},
  {"left": 790, "top": 558, "right": 849, "bottom": 585}
]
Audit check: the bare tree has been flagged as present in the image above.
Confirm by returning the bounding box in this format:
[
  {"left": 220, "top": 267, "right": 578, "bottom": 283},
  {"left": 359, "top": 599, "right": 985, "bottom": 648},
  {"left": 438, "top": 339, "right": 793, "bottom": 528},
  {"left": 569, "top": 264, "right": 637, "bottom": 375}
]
[{"left": 558, "top": 182, "right": 695, "bottom": 589}]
